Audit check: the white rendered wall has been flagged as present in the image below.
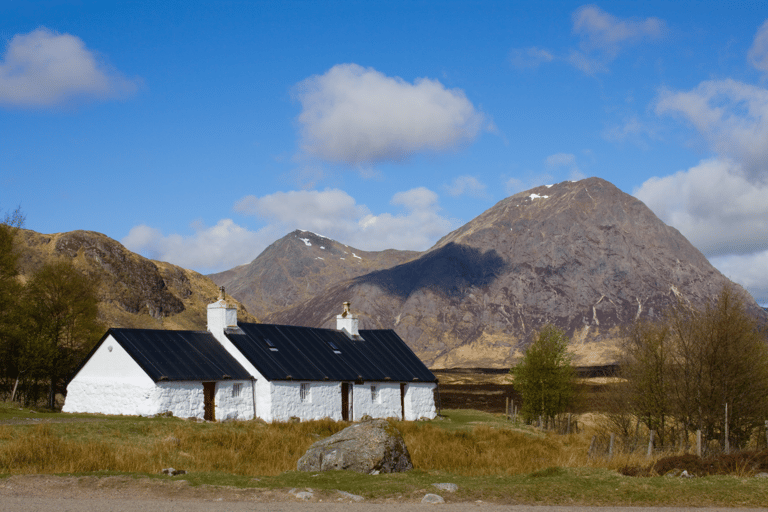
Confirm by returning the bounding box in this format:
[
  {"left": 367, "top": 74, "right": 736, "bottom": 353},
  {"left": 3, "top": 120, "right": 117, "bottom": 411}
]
[
  {"left": 404, "top": 382, "right": 437, "bottom": 420},
  {"left": 153, "top": 381, "right": 203, "bottom": 418},
  {"left": 352, "top": 382, "right": 401, "bottom": 421},
  {"left": 63, "top": 335, "right": 156, "bottom": 415},
  {"left": 269, "top": 381, "right": 342, "bottom": 422},
  {"left": 214, "top": 380, "right": 254, "bottom": 421}
]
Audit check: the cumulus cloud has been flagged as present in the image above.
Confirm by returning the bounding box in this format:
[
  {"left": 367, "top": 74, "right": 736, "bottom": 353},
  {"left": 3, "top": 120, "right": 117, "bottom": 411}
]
[
  {"left": 545, "top": 152, "right": 586, "bottom": 181},
  {"left": 635, "top": 159, "right": 768, "bottom": 257},
  {"left": 655, "top": 79, "right": 768, "bottom": 184},
  {"left": 122, "top": 219, "right": 270, "bottom": 274},
  {"left": 294, "top": 63, "right": 485, "bottom": 165},
  {"left": 710, "top": 251, "right": 768, "bottom": 305},
  {"left": 569, "top": 5, "right": 666, "bottom": 74},
  {"left": 0, "top": 27, "right": 140, "bottom": 108},
  {"left": 236, "top": 187, "right": 456, "bottom": 253},
  {"left": 445, "top": 175, "right": 488, "bottom": 198},
  {"left": 509, "top": 47, "right": 554, "bottom": 69},
  {"left": 635, "top": 159, "right": 768, "bottom": 303},
  {"left": 748, "top": 19, "right": 768, "bottom": 74}
]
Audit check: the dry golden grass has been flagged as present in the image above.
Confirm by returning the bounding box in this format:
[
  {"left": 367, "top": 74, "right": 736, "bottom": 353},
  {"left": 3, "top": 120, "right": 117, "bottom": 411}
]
[{"left": 0, "top": 410, "right": 700, "bottom": 478}]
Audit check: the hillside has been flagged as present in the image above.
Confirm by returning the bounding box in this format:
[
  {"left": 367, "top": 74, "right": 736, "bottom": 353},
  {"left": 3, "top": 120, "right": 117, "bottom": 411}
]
[
  {"left": 16, "top": 229, "right": 255, "bottom": 330},
  {"left": 209, "top": 230, "right": 419, "bottom": 319},
  {"left": 262, "top": 178, "right": 767, "bottom": 368}
]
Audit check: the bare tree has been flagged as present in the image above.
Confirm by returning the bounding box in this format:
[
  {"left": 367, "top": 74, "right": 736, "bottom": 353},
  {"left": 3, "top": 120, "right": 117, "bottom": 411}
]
[{"left": 620, "top": 285, "right": 768, "bottom": 451}]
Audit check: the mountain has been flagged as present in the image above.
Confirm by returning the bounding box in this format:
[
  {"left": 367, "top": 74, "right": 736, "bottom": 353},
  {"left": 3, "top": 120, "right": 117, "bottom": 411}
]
[
  {"left": 261, "top": 178, "right": 767, "bottom": 368},
  {"left": 16, "top": 229, "right": 255, "bottom": 330},
  {"left": 209, "top": 230, "right": 419, "bottom": 319}
]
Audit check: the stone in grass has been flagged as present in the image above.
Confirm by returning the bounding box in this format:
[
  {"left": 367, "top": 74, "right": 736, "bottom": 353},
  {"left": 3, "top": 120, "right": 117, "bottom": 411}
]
[
  {"left": 422, "top": 493, "right": 445, "bottom": 504},
  {"left": 432, "top": 483, "right": 458, "bottom": 492},
  {"left": 297, "top": 418, "right": 412, "bottom": 474},
  {"left": 337, "top": 490, "right": 365, "bottom": 502},
  {"left": 160, "top": 468, "right": 186, "bottom": 476},
  {"left": 289, "top": 488, "right": 314, "bottom": 500}
]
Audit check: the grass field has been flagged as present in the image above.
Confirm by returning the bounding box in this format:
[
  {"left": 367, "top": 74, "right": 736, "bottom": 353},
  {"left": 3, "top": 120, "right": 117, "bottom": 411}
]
[{"left": 1, "top": 401, "right": 768, "bottom": 506}]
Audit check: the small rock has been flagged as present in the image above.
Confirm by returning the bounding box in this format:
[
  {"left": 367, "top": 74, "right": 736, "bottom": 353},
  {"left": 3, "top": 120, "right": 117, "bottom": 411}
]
[
  {"left": 422, "top": 493, "right": 445, "bottom": 504},
  {"left": 755, "top": 472, "right": 768, "bottom": 478},
  {"left": 160, "top": 468, "right": 186, "bottom": 476},
  {"left": 289, "top": 488, "right": 313, "bottom": 500},
  {"left": 680, "top": 470, "right": 695, "bottom": 478},
  {"left": 337, "top": 490, "right": 364, "bottom": 502},
  {"left": 163, "top": 435, "right": 181, "bottom": 447},
  {"left": 432, "top": 483, "right": 458, "bottom": 492}
]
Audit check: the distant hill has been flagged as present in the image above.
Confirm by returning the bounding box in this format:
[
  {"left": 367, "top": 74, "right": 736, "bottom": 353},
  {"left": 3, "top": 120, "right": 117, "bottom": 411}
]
[
  {"left": 209, "top": 230, "right": 419, "bottom": 320},
  {"left": 216, "top": 178, "right": 767, "bottom": 368},
  {"left": 16, "top": 229, "right": 255, "bottom": 331}
]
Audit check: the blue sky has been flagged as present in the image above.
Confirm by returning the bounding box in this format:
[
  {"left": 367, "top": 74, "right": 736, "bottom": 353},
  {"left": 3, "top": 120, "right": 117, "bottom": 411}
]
[{"left": 2, "top": 1, "right": 767, "bottom": 305}]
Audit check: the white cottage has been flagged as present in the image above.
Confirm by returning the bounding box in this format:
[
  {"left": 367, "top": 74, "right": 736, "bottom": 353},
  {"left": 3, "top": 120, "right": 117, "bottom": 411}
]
[{"left": 63, "top": 294, "right": 438, "bottom": 422}]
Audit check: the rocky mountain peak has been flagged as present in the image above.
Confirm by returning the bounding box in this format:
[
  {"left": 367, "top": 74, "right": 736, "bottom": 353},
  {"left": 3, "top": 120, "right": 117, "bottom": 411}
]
[{"left": 264, "top": 178, "right": 766, "bottom": 368}]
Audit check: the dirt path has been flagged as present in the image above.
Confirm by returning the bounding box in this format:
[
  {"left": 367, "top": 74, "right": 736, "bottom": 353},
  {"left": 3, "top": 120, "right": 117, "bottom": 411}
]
[{"left": 1, "top": 475, "right": 765, "bottom": 512}]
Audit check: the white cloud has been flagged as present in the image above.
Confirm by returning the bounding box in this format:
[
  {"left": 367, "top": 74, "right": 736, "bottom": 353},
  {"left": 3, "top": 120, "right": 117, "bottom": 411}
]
[
  {"left": 237, "top": 187, "right": 456, "bottom": 252},
  {"left": 509, "top": 47, "right": 554, "bottom": 69},
  {"left": 710, "top": 251, "right": 768, "bottom": 305},
  {"left": 545, "top": 153, "right": 585, "bottom": 181},
  {"left": 234, "top": 188, "right": 366, "bottom": 235},
  {"left": 545, "top": 153, "right": 576, "bottom": 168},
  {"left": 569, "top": 5, "right": 666, "bottom": 74},
  {"left": 122, "top": 219, "right": 270, "bottom": 274},
  {"left": 294, "top": 63, "right": 485, "bottom": 165},
  {"left": 748, "top": 19, "right": 768, "bottom": 74},
  {"left": 655, "top": 79, "right": 768, "bottom": 185},
  {"left": 0, "top": 27, "right": 140, "bottom": 107},
  {"left": 445, "top": 175, "right": 488, "bottom": 198},
  {"left": 634, "top": 159, "right": 768, "bottom": 303}
]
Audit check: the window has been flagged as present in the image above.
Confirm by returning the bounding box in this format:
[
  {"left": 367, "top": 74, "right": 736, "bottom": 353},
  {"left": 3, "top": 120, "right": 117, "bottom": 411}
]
[
  {"left": 326, "top": 340, "right": 341, "bottom": 354},
  {"left": 300, "top": 383, "right": 311, "bottom": 403},
  {"left": 232, "top": 383, "right": 242, "bottom": 398},
  {"left": 264, "top": 338, "right": 278, "bottom": 351},
  {"left": 371, "top": 385, "right": 380, "bottom": 403}
]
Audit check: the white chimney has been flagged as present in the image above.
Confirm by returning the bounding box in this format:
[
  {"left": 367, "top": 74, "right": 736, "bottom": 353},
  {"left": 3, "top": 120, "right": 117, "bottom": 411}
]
[
  {"left": 207, "top": 286, "right": 238, "bottom": 338},
  {"left": 336, "top": 301, "right": 359, "bottom": 337}
]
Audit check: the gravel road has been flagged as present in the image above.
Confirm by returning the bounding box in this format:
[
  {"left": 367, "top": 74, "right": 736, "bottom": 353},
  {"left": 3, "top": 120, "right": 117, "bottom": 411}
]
[{"left": 1, "top": 475, "right": 765, "bottom": 512}]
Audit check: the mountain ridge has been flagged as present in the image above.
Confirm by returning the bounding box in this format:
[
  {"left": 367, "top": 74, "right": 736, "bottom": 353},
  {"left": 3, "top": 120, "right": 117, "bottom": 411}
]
[{"left": 255, "top": 178, "right": 766, "bottom": 367}]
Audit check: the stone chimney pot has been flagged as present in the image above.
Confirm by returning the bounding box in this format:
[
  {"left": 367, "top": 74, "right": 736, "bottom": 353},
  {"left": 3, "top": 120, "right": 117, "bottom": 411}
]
[{"left": 336, "top": 301, "right": 359, "bottom": 337}]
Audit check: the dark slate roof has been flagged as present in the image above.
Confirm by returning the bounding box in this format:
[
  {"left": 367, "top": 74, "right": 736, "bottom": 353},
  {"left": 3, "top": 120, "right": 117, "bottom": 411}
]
[
  {"left": 225, "top": 323, "right": 436, "bottom": 383},
  {"left": 104, "top": 328, "right": 251, "bottom": 382}
]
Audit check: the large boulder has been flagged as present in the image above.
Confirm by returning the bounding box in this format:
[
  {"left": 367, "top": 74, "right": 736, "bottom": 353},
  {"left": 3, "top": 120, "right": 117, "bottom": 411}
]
[{"left": 297, "top": 419, "right": 413, "bottom": 473}]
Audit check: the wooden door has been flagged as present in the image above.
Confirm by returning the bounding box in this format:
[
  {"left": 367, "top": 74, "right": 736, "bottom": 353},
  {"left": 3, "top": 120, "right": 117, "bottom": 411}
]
[
  {"left": 341, "top": 382, "right": 349, "bottom": 421},
  {"left": 203, "top": 382, "right": 215, "bottom": 421}
]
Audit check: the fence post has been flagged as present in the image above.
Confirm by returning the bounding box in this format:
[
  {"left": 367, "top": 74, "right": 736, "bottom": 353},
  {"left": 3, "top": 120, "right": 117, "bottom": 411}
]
[
  {"left": 724, "top": 403, "right": 730, "bottom": 454},
  {"left": 567, "top": 413, "right": 572, "bottom": 435},
  {"left": 647, "top": 430, "right": 655, "bottom": 459},
  {"left": 506, "top": 397, "right": 510, "bottom": 420},
  {"left": 696, "top": 430, "right": 702, "bottom": 457},
  {"left": 588, "top": 435, "right": 597, "bottom": 459},
  {"left": 609, "top": 433, "right": 615, "bottom": 460},
  {"left": 765, "top": 421, "right": 768, "bottom": 449}
]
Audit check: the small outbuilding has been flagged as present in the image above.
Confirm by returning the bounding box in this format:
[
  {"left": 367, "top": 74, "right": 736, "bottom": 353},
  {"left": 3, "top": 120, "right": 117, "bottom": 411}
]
[{"left": 63, "top": 291, "right": 438, "bottom": 422}]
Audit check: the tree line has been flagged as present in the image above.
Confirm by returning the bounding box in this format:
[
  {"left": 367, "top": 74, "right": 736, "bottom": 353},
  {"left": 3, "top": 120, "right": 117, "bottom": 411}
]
[
  {"left": 512, "top": 285, "right": 768, "bottom": 453},
  {"left": 0, "top": 209, "right": 103, "bottom": 409}
]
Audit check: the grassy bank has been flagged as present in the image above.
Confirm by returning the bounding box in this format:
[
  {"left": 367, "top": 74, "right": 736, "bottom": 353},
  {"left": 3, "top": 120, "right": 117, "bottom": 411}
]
[{"left": 1, "top": 403, "right": 767, "bottom": 506}]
